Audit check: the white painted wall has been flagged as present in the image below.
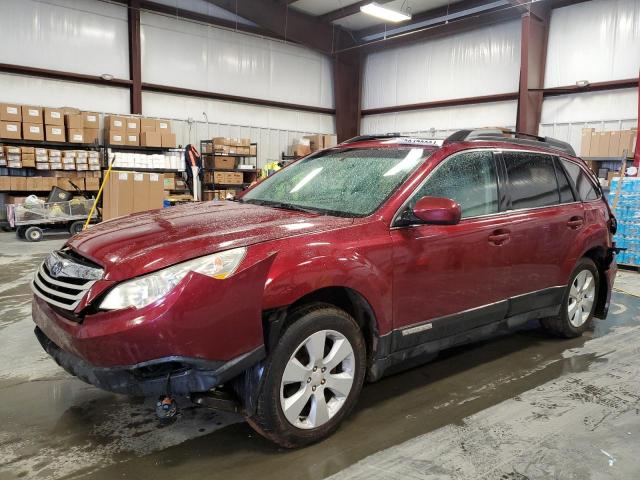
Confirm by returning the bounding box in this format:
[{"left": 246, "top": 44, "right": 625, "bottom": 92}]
[
  {"left": 362, "top": 21, "right": 521, "bottom": 109},
  {"left": 545, "top": 0, "right": 640, "bottom": 88}
]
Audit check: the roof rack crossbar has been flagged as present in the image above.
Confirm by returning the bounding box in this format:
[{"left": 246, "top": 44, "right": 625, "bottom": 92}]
[{"left": 341, "top": 133, "right": 403, "bottom": 144}]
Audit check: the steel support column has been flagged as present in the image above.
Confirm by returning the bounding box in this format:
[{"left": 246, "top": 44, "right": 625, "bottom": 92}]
[
  {"left": 334, "top": 51, "right": 362, "bottom": 142},
  {"left": 128, "top": 0, "right": 142, "bottom": 114},
  {"left": 516, "top": 7, "right": 550, "bottom": 135},
  {"left": 635, "top": 70, "right": 640, "bottom": 167}
]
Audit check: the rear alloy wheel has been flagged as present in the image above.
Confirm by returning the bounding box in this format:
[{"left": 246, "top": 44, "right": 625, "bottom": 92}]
[
  {"left": 541, "top": 258, "right": 599, "bottom": 338},
  {"left": 247, "top": 303, "right": 366, "bottom": 448}
]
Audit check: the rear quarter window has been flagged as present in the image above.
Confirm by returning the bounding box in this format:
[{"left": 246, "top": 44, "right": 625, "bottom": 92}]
[{"left": 560, "top": 159, "right": 600, "bottom": 201}]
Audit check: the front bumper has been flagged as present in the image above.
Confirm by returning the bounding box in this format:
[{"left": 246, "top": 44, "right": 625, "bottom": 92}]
[{"left": 35, "top": 326, "right": 264, "bottom": 396}]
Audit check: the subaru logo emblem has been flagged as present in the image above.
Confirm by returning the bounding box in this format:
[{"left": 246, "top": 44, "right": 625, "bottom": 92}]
[{"left": 50, "top": 262, "right": 64, "bottom": 277}]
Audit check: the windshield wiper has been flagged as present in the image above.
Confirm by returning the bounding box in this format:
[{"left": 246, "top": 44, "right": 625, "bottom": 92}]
[{"left": 245, "top": 199, "right": 320, "bottom": 214}]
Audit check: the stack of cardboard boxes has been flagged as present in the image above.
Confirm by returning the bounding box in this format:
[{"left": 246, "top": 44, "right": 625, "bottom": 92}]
[
  {"left": 0, "top": 146, "right": 102, "bottom": 171},
  {"left": 580, "top": 128, "right": 637, "bottom": 158},
  {"left": 203, "top": 138, "right": 255, "bottom": 156},
  {"left": 0, "top": 103, "right": 101, "bottom": 144},
  {"left": 292, "top": 134, "right": 337, "bottom": 157},
  {"left": 102, "top": 171, "right": 164, "bottom": 220},
  {"left": 105, "top": 116, "right": 176, "bottom": 148}
]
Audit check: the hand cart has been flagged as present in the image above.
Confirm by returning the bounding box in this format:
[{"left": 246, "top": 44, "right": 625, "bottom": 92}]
[{"left": 7, "top": 197, "right": 98, "bottom": 242}]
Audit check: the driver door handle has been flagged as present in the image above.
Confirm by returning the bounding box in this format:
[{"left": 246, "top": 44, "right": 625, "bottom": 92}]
[
  {"left": 567, "top": 216, "right": 584, "bottom": 229},
  {"left": 488, "top": 229, "right": 511, "bottom": 246}
]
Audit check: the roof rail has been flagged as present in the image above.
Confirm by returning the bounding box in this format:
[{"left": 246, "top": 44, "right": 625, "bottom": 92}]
[
  {"left": 341, "top": 133, "right": 403, "bottom": 144},
  {"left": 444, "top": 129, "right": 576, "bottom": 156}
]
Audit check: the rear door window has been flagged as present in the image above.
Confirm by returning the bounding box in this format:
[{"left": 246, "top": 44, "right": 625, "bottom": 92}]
[
  {"left": 503, "top": 152, "right": 560, "bottom": 209},
  {"left": 560, "top": 159, "right": 600, "bottom": 201}
]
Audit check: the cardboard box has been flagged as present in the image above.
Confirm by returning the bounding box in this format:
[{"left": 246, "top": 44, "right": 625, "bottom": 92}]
[
  {"left": 148, "top": 173, "right": 164, "bottom": 210},
  {"left": 21, "top": 154, "right": 35, "bottom": 168},
  {"left": 48, "top": 149, "right": 61, "bottom": 158},
  {"left": 0, "top": 103, "right": 21, "bottom": 122},
  {"left": 249, "top": 144, "right": 257, "bottom": 156},
  {"left": 84, "top": 128, "right": 99, "bottom": 144},
  {"left": 21, "top": 147, "right": 35, "bottom": 154},
  {"left": 44, "top": 108, "right": 64, "bottom": 126},
  {"left": 45, "top": 125, "right": 65, "bottom": 142},
  {"left": 304, "top": 134, "right": 323, "bottom": 151},
  {"left": 10, "top": 177, "right": 27, "bottom": 191},
  {"left": 157, "top": 119, "right": 171, "bottom": 133},
  {"left": 619, "top": 130, "right": 635, "bottom": 157},
  {"left": 106, "top": 115, "right": 126, "bottom": 132},
  {"left": 608, "top": 131, "right": 621, "bottom": 157},
  {"left": 125, "top": 133, "right": 139, "bottom": 146},
  {"left": 161, "top": 132, "right": 176, "bottom": 148},
  {"left": 132, "top": 172, "right": 150, "bottom": 213},
  {"left": 22, "top": 105, "right": 43, "bottom": 123},
  {"left": 293, "top": 144, "right": 311, "bottom": 157},
  {"left": 36, "top": 162, "right": 50, "bottom": 170},
  {"left": 103, "top": 171, "right": 134, "bottom": 220},
  {"left": 61, "top": 107, "right": 81, "bottom": 115},
  {"left": 214, "top": 156, "right": 235, "bottom": 169},
  {"left": 85, "top": 177, "right": 100, "bottom": 190},
  {"left": 125, "top": 117, "right": 140, "bottom": 133},
  {"left": 67, "top": 128, "right": 84, "bottom": 143},
  {"left": 141, "top": 131, "right": 161, "bottom": 147},
  {"left": 82, "top": 112, "right": 99, "bottom": 128},
  {"left": 0, "top": 176, "right": 10, "bottom": 191},
  {"left": 594, "top": 132, "right": 611, "bottom": 157},
  {"left": 140, "top": 118, "right": 158, "bottom": 133},
  {"left": 107, "top": 131, "right": 125, "bottom": 145},
  {"left": 589, "top": 132, "right": 600, "bottom": 157},
  {"left": 65, "top": 114, "right": 84, "bottom": 129},
  {"left": 323, "top": 134, "right": 337, "bottom": 148},
  {"left": 0, "top": 121, "right": 21, "bottom": 139},
  {"left": 23, "top": 123, "right": 44, "bottom": 141},
  {"left": 163, "top": 176, "right": 176, "bottom": 190}
]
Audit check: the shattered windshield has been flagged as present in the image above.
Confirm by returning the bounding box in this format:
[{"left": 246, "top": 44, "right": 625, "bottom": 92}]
[{"left": 242, "top": 148, "right": 431, "bottom": 217}]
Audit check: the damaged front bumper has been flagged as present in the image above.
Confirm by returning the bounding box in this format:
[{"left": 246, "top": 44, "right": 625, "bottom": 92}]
[{"left": 35, "top": 326, "right": 264, "bottom": 396}]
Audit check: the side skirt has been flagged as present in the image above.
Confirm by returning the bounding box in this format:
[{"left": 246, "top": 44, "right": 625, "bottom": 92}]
[{"left": 368, "top": 288, "right": 563, "bottom": 382}]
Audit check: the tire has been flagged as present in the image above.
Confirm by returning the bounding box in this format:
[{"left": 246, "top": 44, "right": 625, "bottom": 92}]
[
  {"left": 69, "top": 221, "right": 85, "bottom": 235},
  {"left": 24, "top": 226, "right": 44, "bottom": 242},
  {"left": 541, "top": 258, "right": 599, "bottom": 338},
  {"left": 247, "top": 303, "right": 366, "bottom": 448}
]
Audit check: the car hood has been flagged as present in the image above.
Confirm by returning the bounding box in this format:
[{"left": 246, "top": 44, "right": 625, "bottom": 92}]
[{"left": 67, "top": 201, "right": 353, "bottom": 280}]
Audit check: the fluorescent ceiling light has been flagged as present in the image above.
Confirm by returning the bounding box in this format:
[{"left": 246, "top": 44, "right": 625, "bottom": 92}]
[{"left": 360, "top": 2, "right": 411, "bottom": 22}]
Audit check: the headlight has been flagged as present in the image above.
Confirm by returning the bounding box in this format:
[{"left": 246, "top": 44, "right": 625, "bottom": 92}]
[{"left": 100, "top": 247, "right": 246, "bottom": 310}]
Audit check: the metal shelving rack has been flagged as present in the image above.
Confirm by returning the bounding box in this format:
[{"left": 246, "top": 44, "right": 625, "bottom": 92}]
[{"left": 199, "top": 141, "right": 259, "bottom": 192}]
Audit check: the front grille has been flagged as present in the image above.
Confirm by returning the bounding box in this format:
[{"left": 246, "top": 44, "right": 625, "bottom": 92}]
[{"left": 31, "top": 250, "right": 103, "bottom": 311}]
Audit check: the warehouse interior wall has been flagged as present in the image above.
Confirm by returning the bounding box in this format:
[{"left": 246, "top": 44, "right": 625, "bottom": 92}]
[
  {"left": 0, "top": 0, "right": 336, "bottom": 166},
  {"left": 544, "top": 0, "right": 640, "bottom": 88},
  {"left": 539, "top": 0, "right": 640, "bottom": 150},
  {"left": 362, "top": 21, "right": 521, "bottom": 109},
  {"left": 360, "top": 20, "right": 521, "bottom": 135},
  {"left": 361, "top": 100, "right": 517, "bottom": 137}
]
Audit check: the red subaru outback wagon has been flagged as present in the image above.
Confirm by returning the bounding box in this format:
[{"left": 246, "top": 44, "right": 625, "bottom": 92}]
[{"left": 32, "top": 129, "right": 617, "bottom": 447}]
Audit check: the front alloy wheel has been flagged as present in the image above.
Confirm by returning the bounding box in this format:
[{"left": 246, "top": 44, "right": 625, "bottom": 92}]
[
  {"left": 280, "top": 330, "right": 355, "bottom": 429},
  {"left": 247, "top": 303, "right": 366, "bottom": 448}
]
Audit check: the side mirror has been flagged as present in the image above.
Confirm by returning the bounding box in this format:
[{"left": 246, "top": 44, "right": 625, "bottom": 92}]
[{"left": 401, "top": 196, "right": 461, "bottom": 226}]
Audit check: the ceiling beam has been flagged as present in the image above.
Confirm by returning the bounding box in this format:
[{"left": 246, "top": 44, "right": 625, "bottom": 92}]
[
  {"left": 354, "top": 0, "right": 497, "bottom": 40},
  {"left": 340, "top": 5, "right": 522, "bottom": 53},
  {"left": 204, "top": 0, "right": 356, "bottom": 54},
  {"left": 318, "top": 0, "right": 394, "bottom": 24}
]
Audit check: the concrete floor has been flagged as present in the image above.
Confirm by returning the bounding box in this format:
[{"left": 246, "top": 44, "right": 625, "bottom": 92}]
[{"left": 0, "top": 231, "right": 639, "bottom": 480}]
